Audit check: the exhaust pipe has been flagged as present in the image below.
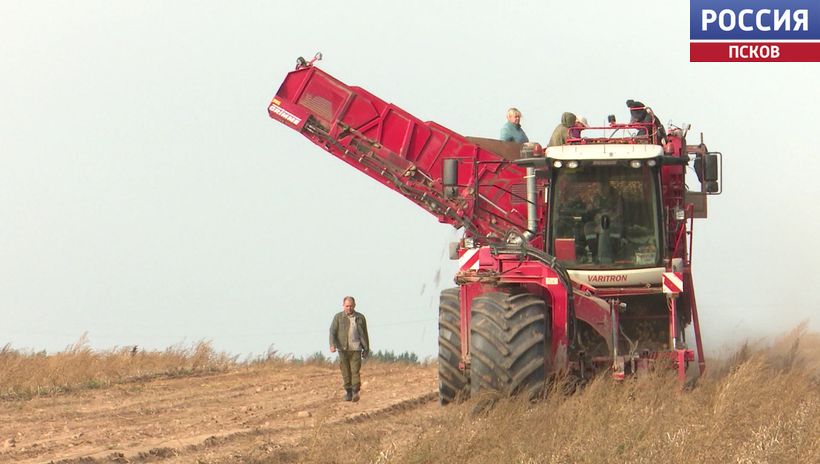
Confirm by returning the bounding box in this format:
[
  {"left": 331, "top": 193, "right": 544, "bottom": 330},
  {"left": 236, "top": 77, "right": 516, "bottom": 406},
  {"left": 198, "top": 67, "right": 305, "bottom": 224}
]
[
  {"left": 523, "top": 166, "right": 537, "bottom": 240},
  {"left": 510, "top": 147, "right": 547, "bottom": 242}
]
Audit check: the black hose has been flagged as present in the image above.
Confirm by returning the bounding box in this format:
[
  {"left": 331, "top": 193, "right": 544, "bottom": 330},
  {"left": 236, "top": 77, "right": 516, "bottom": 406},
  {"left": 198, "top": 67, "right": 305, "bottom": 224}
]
[{"left": 490, "top": 243, "right": 576, "bottom": 345}]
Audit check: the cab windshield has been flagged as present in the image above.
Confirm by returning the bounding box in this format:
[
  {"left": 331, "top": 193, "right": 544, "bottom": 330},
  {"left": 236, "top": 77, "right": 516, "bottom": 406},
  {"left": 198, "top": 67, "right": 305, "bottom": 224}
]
[{"left": 550, "top": 161, "right": 661, "bottom": 270}]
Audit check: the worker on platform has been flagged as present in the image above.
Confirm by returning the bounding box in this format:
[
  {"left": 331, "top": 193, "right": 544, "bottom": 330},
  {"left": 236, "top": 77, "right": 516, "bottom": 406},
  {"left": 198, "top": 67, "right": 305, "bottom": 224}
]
[
  {"left": 569, "top": 115, "right": 588, "bottom": 139},
  {"left": 499, "top": 107, "right": 529, "bottom": 143},
  {"left": 627, "top": 99, "right": 667, "bottom": 145},
  {"left": 548, "top": 112, "right": 577, "bottom": 147},
  {"left": 329, "top": 296, "right": 370, "bottom": 402}
]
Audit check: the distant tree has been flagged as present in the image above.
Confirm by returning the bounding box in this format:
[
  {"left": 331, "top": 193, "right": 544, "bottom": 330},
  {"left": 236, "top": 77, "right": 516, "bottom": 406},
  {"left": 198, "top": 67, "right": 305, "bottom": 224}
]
[{"left": 369, "top": 350, "right": 419, "bottom": 364}]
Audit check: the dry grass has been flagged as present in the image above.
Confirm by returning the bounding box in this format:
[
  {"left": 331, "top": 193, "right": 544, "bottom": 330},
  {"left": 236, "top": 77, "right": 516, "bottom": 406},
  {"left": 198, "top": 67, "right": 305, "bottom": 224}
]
[
  {"left": 391, "top": 326, "right": 820, "bottom": 464},
  {"left": 280, "top": 326, "right": 820, "bottom": 464},
  {"left": 395, "top": 366, "right": 817, "bottom": 463},
  {"left": 0, "top": 333, "right": 244, "bottom": 399},
  {"left": 0, "top": 335, "right": 426, "bottom": 402}
]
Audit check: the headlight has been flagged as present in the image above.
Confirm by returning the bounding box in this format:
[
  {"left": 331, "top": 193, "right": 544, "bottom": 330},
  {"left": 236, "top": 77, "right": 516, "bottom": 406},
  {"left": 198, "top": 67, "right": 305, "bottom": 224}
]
[
  {"left": 567, "top": 160, "right": 579, "bottom": 169},
  {"left": 553, "top": 160, "right": 563, "bottom": 168},
  {"left": 629, "top": 160, "right": 642, "bottom": 168},
  {"left": 646, "top": 159, "right": 657, "bottom": 167}
]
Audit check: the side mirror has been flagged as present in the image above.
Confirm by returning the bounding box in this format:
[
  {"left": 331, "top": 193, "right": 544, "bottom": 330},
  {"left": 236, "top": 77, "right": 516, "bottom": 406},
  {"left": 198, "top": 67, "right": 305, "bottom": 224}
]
[
  {"left": 703, "top": 152, "right": 721, "bottom": 193},
  {"left": 703, "top": 153, "right": 718, "bottom": 182},
  {"left": 694, "top": 152, "right": 722, "bottom": 194}
]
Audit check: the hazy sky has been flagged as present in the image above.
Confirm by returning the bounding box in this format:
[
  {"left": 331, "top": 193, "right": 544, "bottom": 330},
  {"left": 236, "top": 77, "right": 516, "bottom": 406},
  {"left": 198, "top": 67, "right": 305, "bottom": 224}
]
[{"left": 2, "top": 1, "right": 818, "bottom": 359}]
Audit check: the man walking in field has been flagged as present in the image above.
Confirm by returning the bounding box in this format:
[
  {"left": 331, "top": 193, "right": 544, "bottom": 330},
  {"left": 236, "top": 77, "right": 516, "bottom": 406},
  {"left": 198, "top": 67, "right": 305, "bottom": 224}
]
[{"left": 329, "top": 296, "right": 370, "bottom": 402}]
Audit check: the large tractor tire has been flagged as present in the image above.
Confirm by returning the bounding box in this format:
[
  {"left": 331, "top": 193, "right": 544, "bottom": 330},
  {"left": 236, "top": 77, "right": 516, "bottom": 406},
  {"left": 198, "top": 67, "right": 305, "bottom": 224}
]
[
  {"left": 470, "top": 290, "right": 548, "bottom": 398},
  {"left": 438, "top": 287, "right": 469, "bottom": 404}
]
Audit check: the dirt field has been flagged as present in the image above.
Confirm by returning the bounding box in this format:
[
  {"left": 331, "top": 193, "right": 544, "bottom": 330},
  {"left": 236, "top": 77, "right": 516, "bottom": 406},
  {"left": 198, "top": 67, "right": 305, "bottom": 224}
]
[
  {"left": 0, "top": 362, "right": 442, "bottom": 463},
  {"left": 2, "top": 328, "right": 818, "bottom": 463}
]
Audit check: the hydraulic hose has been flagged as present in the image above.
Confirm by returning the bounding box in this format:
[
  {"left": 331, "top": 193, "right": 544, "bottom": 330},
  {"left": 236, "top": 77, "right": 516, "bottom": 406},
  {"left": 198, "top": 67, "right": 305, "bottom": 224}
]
[{"left": 490, "top": 243, "right": 576, "bottom": 344}]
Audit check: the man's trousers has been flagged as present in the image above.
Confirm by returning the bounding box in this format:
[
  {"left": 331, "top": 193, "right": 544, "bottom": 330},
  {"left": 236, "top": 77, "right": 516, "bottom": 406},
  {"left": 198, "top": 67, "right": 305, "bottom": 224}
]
[{"left": 338, "top": 350, "right": 362, "bottom": 390}]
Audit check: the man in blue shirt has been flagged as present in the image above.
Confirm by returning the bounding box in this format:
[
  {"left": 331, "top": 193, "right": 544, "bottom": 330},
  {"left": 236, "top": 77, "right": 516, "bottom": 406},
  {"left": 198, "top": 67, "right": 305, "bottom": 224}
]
[{"left": 499, "top": 107, "right": 529, "bottom": 143}]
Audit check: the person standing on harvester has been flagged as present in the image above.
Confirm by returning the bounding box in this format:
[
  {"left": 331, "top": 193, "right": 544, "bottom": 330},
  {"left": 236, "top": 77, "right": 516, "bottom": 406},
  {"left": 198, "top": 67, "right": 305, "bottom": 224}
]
[
  {"left": 329, "top": 296, "right": 370, "bottom": 402},
  {"left": 499, "top": 107, "right": 529, "bottom": 143}
]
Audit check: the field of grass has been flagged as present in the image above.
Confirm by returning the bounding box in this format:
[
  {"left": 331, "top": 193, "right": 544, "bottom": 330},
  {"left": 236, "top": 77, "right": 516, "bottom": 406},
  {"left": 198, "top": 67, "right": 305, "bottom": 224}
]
[
  {"left": 386, "top": 325, "right": 820, "bottom": 464},
  {"left": 294, "top": 325, "right": 819, "bottom": 464},
  {"left": 0, "top": 334, "right": 246, "bottom": 399},
  {"left": 2, "top": 327, "right": 817, "bottom": 463},
  {"left": 0, "top": 336, "right": 422, "bottom": 401}
]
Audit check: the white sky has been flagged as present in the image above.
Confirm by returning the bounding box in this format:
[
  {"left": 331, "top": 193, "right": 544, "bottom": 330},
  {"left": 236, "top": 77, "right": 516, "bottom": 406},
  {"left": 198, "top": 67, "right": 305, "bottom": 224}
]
[{"left": 2, "top": 1, "right": 818, "bottom": 359}]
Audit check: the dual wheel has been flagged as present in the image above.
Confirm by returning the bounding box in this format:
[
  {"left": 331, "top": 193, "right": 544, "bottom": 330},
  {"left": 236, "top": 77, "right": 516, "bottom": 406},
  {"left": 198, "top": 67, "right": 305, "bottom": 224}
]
[{"left": 438, "top": 287, "right": 549, "bottom": 404}]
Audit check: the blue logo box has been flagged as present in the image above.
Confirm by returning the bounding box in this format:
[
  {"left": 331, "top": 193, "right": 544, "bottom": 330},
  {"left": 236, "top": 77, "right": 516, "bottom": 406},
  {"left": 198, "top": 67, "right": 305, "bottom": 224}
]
[{"left": 690, "top": 0, "right": 820, "bottom": 40}]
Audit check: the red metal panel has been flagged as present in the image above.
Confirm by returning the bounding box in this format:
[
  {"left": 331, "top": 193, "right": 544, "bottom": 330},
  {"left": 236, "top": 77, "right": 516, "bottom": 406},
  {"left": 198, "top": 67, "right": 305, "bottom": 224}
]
[
  {"left": 269, "top": 65, "right": 531, "bottom": 242},
  {"left": 340, "top": 93, "right": 380, "bottom": 132}
]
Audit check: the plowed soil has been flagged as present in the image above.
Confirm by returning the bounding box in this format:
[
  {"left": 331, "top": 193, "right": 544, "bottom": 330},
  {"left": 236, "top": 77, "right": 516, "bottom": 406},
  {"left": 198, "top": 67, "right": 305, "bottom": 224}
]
[{"left": 0, "top": 363, "right": 441, "bottom": 463}]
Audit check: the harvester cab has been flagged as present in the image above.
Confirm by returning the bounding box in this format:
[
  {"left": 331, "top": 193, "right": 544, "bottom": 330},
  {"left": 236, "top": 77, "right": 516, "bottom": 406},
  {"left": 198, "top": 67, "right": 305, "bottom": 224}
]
[
  {"left": 545, "top": 124, "right": 722, "bottom": 275},
  {"left": 548, "top": 143, "right": 660, "bottom": 270},
  {"left": 539, "top": 122, "right": 722, "bottom": 378}
]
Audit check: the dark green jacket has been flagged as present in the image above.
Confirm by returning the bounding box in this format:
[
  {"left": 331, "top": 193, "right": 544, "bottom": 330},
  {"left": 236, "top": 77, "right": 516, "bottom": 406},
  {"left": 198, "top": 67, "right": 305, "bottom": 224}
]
[
  {"left": 548, "top": 112, "right": 577, "bottom": 147},
  {"left": 329, "top": 311, "right": 370, "bottom": 352}
]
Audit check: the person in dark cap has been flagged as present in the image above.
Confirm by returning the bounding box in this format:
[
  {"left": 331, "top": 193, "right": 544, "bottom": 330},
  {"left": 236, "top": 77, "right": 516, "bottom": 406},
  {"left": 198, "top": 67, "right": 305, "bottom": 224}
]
[{"left": 626, "top": 99, "right": 666, "bottom": 145}]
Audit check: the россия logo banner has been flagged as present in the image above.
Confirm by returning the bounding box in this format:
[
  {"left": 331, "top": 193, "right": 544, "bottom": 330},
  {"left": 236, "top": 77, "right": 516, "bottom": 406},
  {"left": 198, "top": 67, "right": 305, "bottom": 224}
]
[{"left": 690, "top": 0, "right": 820, "bottom": 61}]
